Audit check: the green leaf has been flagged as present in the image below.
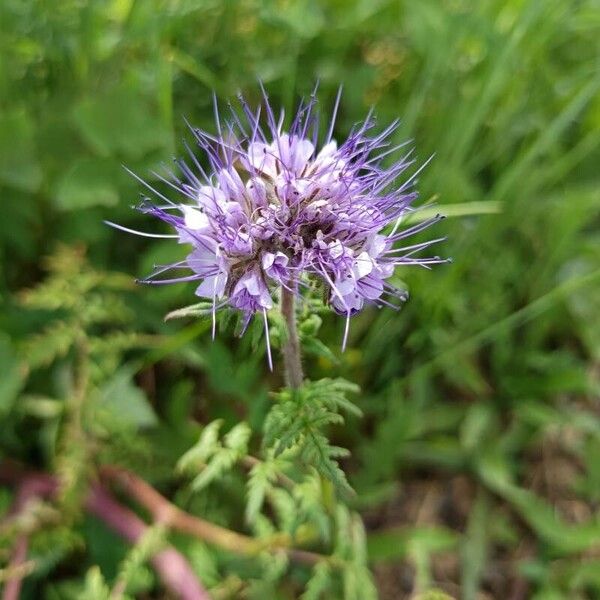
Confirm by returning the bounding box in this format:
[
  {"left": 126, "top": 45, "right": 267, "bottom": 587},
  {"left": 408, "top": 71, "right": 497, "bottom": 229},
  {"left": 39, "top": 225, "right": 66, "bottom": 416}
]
[
  {"left": 246, "top": 460, "right": 276, "bottom": 524},
  {"left": 21, "top": 321, "right": 77, "bottom": 369},
  {"left": 177, "top": 421, "right": 250, "bottom": 491},
  {"left": 476, "top": 450, "right": 600, "bottom": 554},
  {"left": 404, "top": 201, "right": 503, "bottom": 224},
  {"left": 185, "top": 540, "right": 221, "bottom": 588},
  {"left": 191, "top": 430, "right": 250, "bottom": 491},
  {"left": 460, "top": 403, "right": 495, "bottom": 451},
  {"left": 263, "top": 379, "right": 360, "bottom": 495},
  {"left": 0, "top": 334, "right": 24, "bottom": 416},
  {"left": 97, "top": 367, "right": 158, "bottom": 428},
  {"left": 302, "top": 337, "right": 339, "bottom": 364},
  {"left": 460, "top": 490, "right": 490, "bottom": 600},
  {"left": 0, "top": 109, "right": 42, "bottom": 192},
  {"left": 415, "top": 591, "right": 456, "bottom": 600},
  {"left": 177, "top": 420, "right": 223, "bottom": 473},
  {"left": 224, "top": 422, "right": 252, "bottom": 451},
  {"left": 367, "top": 526, "right": 458, "bottom": 563},
  {"left": 53, "top": 158, "right": 120, "bottom": 210},
  {"left": 72, "top": 84, "right": 171, "bottom": 159},
  {"left": 301, "top": 562, "right": 332, "bottom": 600},
  {"left": 165, "top": 302, "right": 214, "bottom": 321},
  {"left": 79, "top": 566, "right": 111, "bottom": 600}
]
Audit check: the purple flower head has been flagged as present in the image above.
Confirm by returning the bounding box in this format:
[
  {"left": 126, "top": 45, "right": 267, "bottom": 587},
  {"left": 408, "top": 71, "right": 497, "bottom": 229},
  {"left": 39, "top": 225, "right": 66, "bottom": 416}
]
[{"left": 109, "top": 86, "right": 448, "bottom": 367}]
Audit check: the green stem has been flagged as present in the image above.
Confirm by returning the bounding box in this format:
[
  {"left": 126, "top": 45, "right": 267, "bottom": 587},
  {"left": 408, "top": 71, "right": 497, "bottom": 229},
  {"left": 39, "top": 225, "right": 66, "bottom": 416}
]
[{"left": 280, "top": 287, "right": 303, "bottom": 389}]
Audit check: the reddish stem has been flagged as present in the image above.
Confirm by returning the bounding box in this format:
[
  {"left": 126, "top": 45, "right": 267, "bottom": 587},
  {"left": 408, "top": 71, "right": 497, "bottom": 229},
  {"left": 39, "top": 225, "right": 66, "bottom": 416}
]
[
  {"left": 1, "top": 477, "right": 55, "bottom": 600},
  {"left": 2, "top": 535, "right": 29, "bottom": 600},
  {"left": 0, "top": 467, "right": 209, "bottom": 600},
  {"left": 87, "top": 485, "right": 209, "bottom": 600},
  {"left": 100, "top": 466, "right": 323, "bottom": 565}
]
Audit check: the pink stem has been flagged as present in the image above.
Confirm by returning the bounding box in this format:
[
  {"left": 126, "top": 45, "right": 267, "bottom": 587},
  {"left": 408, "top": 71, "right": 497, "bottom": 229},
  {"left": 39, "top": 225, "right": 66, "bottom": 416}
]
[
  {"left": 0, "top": 468, "right": 209, "bottom": 600},
  {"left": 87, "top": 485, "right": 210, "bottom": 600},
  {"left": 2, "top": 478, "right": 55, "bottom": 600},
  {"left": 2, "top": 535, "right": 29, "bottom": 600}
]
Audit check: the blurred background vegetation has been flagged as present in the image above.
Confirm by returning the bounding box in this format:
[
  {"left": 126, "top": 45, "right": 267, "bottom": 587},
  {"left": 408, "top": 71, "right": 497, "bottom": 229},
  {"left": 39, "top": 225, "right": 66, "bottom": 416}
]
[{"left": 1, "top": 0, "right": 599, "bottom": 598}]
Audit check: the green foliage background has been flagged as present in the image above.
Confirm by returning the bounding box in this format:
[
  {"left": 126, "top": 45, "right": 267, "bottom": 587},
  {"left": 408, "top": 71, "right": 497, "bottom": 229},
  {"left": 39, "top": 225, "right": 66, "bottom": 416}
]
[{"left": 1, "top": 0, "right": 599, "bottom": 598}]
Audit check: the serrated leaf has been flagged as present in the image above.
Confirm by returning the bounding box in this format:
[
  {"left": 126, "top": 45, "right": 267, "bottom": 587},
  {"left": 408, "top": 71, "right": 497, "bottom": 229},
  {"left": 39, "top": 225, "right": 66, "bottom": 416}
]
[
  {"left": 79, "top": 566, "right": 111, "bottom": 600},
  {"left": 301, "top": 562, "right": 332, "bottom": 600},
  {"left": 179, "top": 421, "right": 250, "bottom": 491},
  {"left": 224, "top": 422, "right": 251, "bottom": 451},
  {"left": 246, "top": 461, "right": 276, "bottom": 524},
  {"left": 190, "top": 450, "right": 237, "bottom": 491},
  {"left": 264, "top": 379, "right": 358, "bottom": 495},
  {"left": 21, "top": 321, "right": 77, "bottom": 369},
  {"left": 177, "top": 420, "right": 223, "bottom": 473}
]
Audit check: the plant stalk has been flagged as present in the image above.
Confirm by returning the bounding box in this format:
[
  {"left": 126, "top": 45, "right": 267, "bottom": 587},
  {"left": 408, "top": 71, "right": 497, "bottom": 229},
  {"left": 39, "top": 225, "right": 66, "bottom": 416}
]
[
  {"left": 280, "top": 287, "right": 303, "bottom": 389},
  {"left": 0, "top": 466, "right": 209, "bottom": 600}
]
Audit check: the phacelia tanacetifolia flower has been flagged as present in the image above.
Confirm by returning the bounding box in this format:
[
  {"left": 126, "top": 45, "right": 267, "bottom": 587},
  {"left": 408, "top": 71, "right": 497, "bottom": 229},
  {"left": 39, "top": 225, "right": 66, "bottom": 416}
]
[{"left": 109, "top": 87, "right": 448, "bottom": 366}]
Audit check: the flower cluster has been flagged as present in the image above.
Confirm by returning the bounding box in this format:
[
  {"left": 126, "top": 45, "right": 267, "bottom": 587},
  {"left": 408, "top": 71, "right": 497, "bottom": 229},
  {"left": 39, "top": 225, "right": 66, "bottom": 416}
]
[{"left": 111, "top": 88, "right": 447, "bottom": 360}]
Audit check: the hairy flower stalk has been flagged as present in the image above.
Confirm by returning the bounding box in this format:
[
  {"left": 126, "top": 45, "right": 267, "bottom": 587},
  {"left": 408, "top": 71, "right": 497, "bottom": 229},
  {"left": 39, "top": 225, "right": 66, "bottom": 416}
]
[
  {"left": 281, "top": 287, "right": 303, "bottom": 388},
  {"left": 111, "top": 86, "right": 448, "bottom": 369}
]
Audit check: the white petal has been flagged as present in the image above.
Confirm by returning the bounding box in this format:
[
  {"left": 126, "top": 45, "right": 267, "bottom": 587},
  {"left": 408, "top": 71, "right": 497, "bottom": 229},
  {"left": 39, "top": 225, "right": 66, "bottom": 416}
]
[
  {"left": 182, "top": 206, "right": 209, "bottom": 230},
  {"left": 261, "top": 252, "right": 275, "bottom": 270},
  {"left": 274, "top": 251, "right": 289, "bottom": 266},
  {"left": 329, "top": 239, "right": 345, "bottom": 259},
  {"left": 258, "top": 288, "right": 273, "bottom": 309},
  {"left": 332, "top": 292, "right": 363, "bottom": 312},
  {"left": 247, "top": 142, "right": 277, "bottom": 177},
  {"left": 317, "top": 141, "right": 337, "bottom": 159},
  {"left": 367, "top": 234, "right": 387, "bottom": 257},
  {"left": 246, "top": 178, "right": 267, "bottom": 206},
  {"left": 241, "top": 272, "right": 261, "bottom": 295},
  {"left": 354, "top": 252, "right": 374, "bottom": 278},
  {"left": 292, "top": 138, "right": 314, "bottom": 172},
  {"left": 336, "top": 275, "right": 356, "bottom": 296}
]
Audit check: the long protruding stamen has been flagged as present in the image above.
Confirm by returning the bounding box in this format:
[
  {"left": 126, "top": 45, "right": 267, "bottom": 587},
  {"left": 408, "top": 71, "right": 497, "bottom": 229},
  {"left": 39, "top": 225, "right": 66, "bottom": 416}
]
[
  {"left": 326, "top": 85, "right": 343, "bottom": 144},
  {"left": 342, "top": 310, "right": 351, "bottom": 353},
  {"left": 212, "top": 278, "right": 218, "bottom": 340},
  {"left": 104, "top": 221, "right": 179, "bottom": 238},
  {"left": 263, "top": 308, "right": 273, "bottom": 371},
  {"left": 117, "top": 87, "right": 447, "bottom": 368}
]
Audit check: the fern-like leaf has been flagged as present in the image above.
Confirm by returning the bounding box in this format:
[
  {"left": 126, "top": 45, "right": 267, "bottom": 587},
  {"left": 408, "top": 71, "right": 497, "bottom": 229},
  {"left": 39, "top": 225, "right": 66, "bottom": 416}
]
[{"left": 263, "top": 379, "right": 359, "bottom": 495}]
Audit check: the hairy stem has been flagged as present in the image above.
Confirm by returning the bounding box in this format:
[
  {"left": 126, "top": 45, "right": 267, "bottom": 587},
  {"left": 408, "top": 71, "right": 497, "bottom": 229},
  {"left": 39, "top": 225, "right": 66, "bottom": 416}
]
[{"left": 280, "top": 287, "right": 303, "bottom": 389}]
